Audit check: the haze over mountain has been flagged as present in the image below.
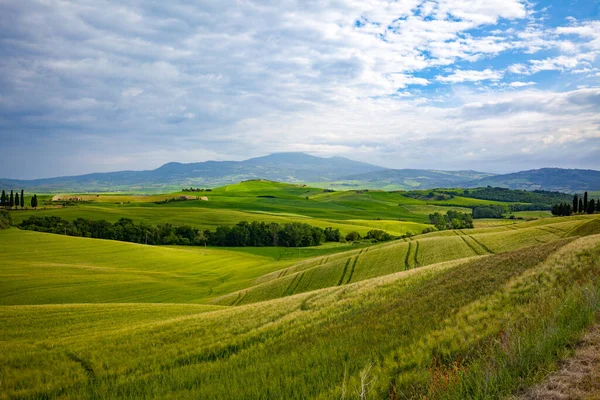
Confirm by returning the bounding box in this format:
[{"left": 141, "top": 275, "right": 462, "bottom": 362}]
[
  {"left": 0, "top": 153, "right": 384, "bottom": 192},
  {"left": 1, "top": 153, "right": 599, "bottom": 193}
]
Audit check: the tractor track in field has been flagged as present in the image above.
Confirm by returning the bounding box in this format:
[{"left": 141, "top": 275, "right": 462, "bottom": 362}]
[
  {"left": 66, "top": 352, "right": 96, "bottom": 381},
  {"left": 413, "top": 241, "right": 420, "bottom": 267},
  {"left": 283, "top": 272, "right": 306, "bottom": 296},
  {"left": 345, "top": 256, "right": 359, "bottom": 284},
  {"left": 459, "top": 235, "right": 485, "bottom": 256},
  {"left": 337, "top": 258, "right": 351, "bottom": 286},
  {"left": 470, "top": 235, "right": 495, "bottom": 254},
  {"left": 233, "top": 291, "right": 247, "bottom": 306},
  {"left": 404, "top": 242, "right": 412, "bottom": 270}
]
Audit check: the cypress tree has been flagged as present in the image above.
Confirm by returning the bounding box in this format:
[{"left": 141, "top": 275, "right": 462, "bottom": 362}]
[
  {"left": 9, "top": 191, "right": 14, "bottom": 208},
  {"left": 14, "top": 193, "right": 19, "bottom": 208},
  {"left": 573, "top": 194, "right": 579, "bottom": 213},
  {"left": 583, "top": 192, "right": 588, "bottom": 211},
  {"left": 587, "top": 199, "right": 596, "bottom": 214},
  {"left": 579, "top": 198, "right": 584, "bottom": 213},
  {"left": 597, "top": 199, "right": 600, "bottom": 212},
  {"left": 0, "top": 190, "right": 5, "bottom": 207},
  {"left": 20, "top": 190, "right": 24, "bottom": 208},
  {"left": 31, "top": 194, "right": 37, "bottom": 208}
]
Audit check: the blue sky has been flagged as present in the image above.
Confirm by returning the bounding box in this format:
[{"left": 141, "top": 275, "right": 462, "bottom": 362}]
[{"left": 0, "top": 0, "right": 599, "bottom": 179}]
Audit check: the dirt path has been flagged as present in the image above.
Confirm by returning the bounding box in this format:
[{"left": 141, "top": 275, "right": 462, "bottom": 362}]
[{"left": 519, "top": 322, "right": 600, "bottom": 400}]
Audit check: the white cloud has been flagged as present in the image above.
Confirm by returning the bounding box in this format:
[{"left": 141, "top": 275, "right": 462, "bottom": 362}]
[
  {"left": 0, "top": 0, "right": 599, "bottom": 177},
  {"left": 436, "top": 69, "right": 504, "bottom": 83},
  {"left": 509, "top": 81, "right": 536, "bottom": 87}
]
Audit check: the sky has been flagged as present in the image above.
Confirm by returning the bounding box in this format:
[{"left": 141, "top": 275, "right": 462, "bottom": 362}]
[{"left": 0, "top": 0, "right": 599, "bottom": 179}]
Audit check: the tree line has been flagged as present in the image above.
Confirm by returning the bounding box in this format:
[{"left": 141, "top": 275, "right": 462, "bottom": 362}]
[
  {"left": 17, "top": 216, "right": 397, "bottom": 247},
  {"left": 452, "top": 187, "right": 572, "bottom": 205},
  {"left": 17, "top": 216, "right": 371, "bottom": 247},
  {"left": 552, "top": 192, "right": 600, "bottom": 216},
  {"left": 0, "top": 190, "right": 38, "bottom": 208},
  {"left": 428, "top": 210, "right": 473, "bottom": 230}
]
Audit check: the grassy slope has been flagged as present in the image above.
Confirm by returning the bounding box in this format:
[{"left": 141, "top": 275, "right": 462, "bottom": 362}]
[
  {"left": 0, "top": 229, "right": 299, "bottom": 305},
  {"left": 9, "top": 181, "right": 522, "bottom": 237},
  {"left": 1, "top": 233, "right": 599, "bottom": 399},
  {"left": 212, "top": 215, "right": 600, "bottom": 305}
]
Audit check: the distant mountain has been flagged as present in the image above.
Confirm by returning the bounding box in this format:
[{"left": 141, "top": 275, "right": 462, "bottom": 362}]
[
  {"left": 471, "top": 168, "right": 600, "bottom": 192},
  {"left": 2, "top": 154, "right": 598, "bottom": 193},
  {"left": 338, "top": 169, "right": 495, "bottom": 190},
  {"left": 0, "top": 153, "right": 386, "bottom": 192},
  {"left": 338, "top": 168, "right": 600, "bottom": 192}
]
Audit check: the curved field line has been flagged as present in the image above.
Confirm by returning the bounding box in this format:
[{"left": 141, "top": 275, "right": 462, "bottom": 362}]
[
  {"left": 345, "top": 256, "right": 359, "bottom": 284},
  {"left": 413, "top": 241, "right": 420, "bottom": 267},
  {"left": 337, "top": 259, "right": 351, "bottom": 286},
  {"left": 66, "top": 352, "right": 96, "bottom": 381},
  {"left": 459, "top": 235, "right": 483, "bottom": 256},
  {"left": 470, "top": 235, "right": 495, "bottom": 254},
  {"left": 230, "top": 293, "right": 241, "bottom": 306},
  {"left": 288, "top": 272, "right": 305, "bottom": 295},
  {"left": 283, "top": 274, "right": 301, "bottom": 296},
  {"left": 404, "top": 242, "right": 412, "bottom": 270},
  {"left": 233, "top": 291, "right": 247, "bottom": 306},
  {"left": 537, "top": 227, "right": 561, "bottom": 236}
]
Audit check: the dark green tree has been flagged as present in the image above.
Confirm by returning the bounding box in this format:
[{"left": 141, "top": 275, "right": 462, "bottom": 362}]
[
  {"left": 14, "top": 193, "right": 19, "bottom": 208},
  {"left": 345, "top": 231, "right": 361, "bottom": 242},
  {"left": 579, "top": 198, "right": 584, "bottom": 213},
  {"left": 597, "top": 199, "right": 600, "bottom": 212},
  {"left": 573, "top": 194, "right": 579, "bottom": 213},
  {"left": 31, "top": 194, "right": 38, "bottom": 208},
  {"left": 20, "top": 190, "right": 24, "bottom": 208},
  {"left": 584, "top": 192, "right": 588, "bottom": 211},
  {"left": 587, "top": 198, "right": 596, "bottom": 214},
  {"left": 0, "top": 190, "right": 5, "bottom": 207},
  {"left": 9, "top": 191, "right": 14, "bottom": 208}
]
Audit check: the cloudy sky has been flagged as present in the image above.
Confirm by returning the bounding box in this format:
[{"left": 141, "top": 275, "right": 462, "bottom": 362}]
[{"left": 1, "top": 0, "right": 599, "bottom": 179}]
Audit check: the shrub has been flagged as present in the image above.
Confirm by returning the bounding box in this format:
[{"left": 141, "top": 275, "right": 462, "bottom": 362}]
[
  {"left": 345, "top": 231, "right": 362, "bottom": 242},
  {"left": 0, "top": 210, "right": 11, "bottom": 229}
]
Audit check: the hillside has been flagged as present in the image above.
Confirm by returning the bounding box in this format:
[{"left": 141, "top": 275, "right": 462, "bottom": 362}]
[
  {"left": 473, "top": 168, "right": 600, "bottom": 192},
  {"left": 3, "top": 152, "right": 599, "bottom": 193},
  {"left": 339, "top": 167, "right": 600, "bottom": 192},
  {"left": 332, "top": 169, "right": 494, "bottom": 190},
  {"left": 7, "top": 180, "right": 530, "bottom": 239},
  {"left": 1, "top": 215, "right": 600, "bottom": 399},
  {"left": 0, "top": 153, "right": 386, "bottom": 193}
]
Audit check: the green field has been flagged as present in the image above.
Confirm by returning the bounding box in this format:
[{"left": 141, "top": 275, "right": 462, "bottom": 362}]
[
  {"left": 2, "top": 181, "right": 599, "bottom": 399},
  {"left": 9, "top": 181, "right": 541, "bottom": 238}
]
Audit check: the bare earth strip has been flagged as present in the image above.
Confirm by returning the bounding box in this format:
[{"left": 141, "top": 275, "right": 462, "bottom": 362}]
[{"left": 519, "top": 321, "right": 600, "bottom": 400}]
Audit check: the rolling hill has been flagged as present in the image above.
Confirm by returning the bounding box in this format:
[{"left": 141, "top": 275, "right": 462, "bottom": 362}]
[
  {"left": 1, "top": 215, "right": 600, "bottom": 399},
  {"left": 0, "top": 153, "right": 385, "bottom": 192},
  {"left": 336, "top": 167, "right": 600, "bottom": 192},
  {"left": 1, "top": 152, "right": 599, "bottom": 193}
]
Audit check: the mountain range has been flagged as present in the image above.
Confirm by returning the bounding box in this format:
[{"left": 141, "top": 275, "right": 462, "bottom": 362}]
[{"left": 1, "top": 152, "right": 599, "bottom": 193}]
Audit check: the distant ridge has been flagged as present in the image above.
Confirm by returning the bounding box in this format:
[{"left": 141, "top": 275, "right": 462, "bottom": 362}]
[
  {"left": 0, "top": 152, "right": 386, "bottom": 192},
  {"left": 338, "top": 167, "right": 600, "bottom": 192},
  {"left": 1, "top": 153, "right": 598, "bottom": 193}
]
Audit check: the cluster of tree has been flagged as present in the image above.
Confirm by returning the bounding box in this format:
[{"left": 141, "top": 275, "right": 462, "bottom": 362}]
[
  {"left": 1, "top": 190, "right": 26, "bottom": 208},
  {"left": 18, "top": 216, "right": 344, "bottom": 248},
  {"left": 210, "top": 221, "right": 331, "bottom": 247},
  {"left": 428, "top": 210, "right": 473, "bottom": 230},
  {"left": 551, "top": 203, "right": 573, "bottom": 216},
  {"left": 182, "top": 188, "right": 211, "bottom": 192},
  {"left": 0, "top": 210, "right": 11, "bottom": 229},
  {"left": 403, "top": 191, "right": 455, "bottom": 201},
  {"left": 572, "top": 192, "right": 600, "bottom": 215},
  {"left": 1, "top": 190, "right": 38, "bottom": 209},
  {"left": 472, "top": 205, "right": 508, "bottom": 219},
  {"left": 455, "top": 187, "right": 572, "bottom": 206}
]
